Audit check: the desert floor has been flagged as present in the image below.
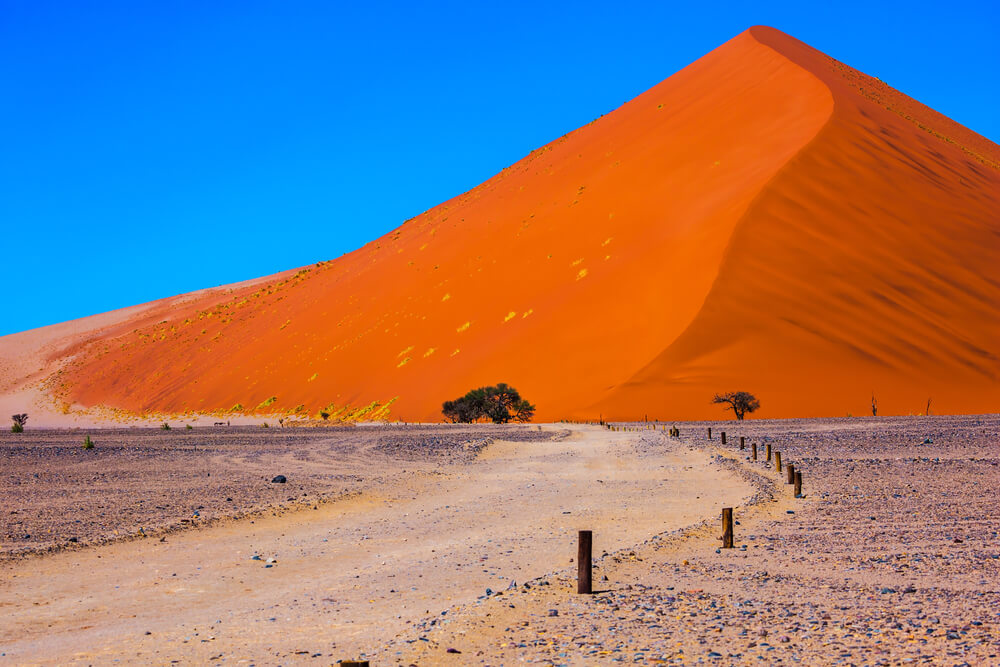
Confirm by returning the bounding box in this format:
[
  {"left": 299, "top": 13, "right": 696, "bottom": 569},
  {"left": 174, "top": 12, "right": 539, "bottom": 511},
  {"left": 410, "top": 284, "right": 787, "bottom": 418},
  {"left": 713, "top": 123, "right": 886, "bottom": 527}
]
[
  {"left": 1, "top": 423, "right": 747, "bottom": 664},
  {"left": 1, "top": 417, "right": 998, "bottom": 665}
]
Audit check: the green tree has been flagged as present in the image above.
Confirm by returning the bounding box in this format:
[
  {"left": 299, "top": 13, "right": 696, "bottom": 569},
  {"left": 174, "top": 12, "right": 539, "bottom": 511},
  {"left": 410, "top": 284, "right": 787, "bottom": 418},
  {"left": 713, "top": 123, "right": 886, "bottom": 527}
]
[
  {"left": 11, "top": 413, "right": 28, "bottom": 433},
  {"left": 442, "top": 384, "right": 535, "bottom": 423}
]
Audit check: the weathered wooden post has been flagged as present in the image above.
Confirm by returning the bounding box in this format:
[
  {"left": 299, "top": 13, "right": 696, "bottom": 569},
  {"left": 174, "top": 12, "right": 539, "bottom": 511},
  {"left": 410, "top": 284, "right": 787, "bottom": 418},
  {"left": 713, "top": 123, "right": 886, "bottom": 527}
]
[
  {"left": 721, "top": 432, "right": 727, "bottom": 446},
  {"left": 577, "top": 530, "right": 592, "bottom": 594},
  {"left": 708, "top": 427, "right": 712, "bottom": 440},
  {"left": 752, "top": 442, "right": 758, "bottom": 461},
  {"left": 787, "top": 463, "right": 795, "bottom": 484},
  {"left": 721, "top": 508, "right": 734, "bottom": 548},
  {"left": 775, "top": 451, "right": 782, "bottom": 473},
  {"left": 794, "top": 471, "right": 802, "bottom": 497},
  {"left": 765, "top": 443, "right": 772, "bottom": 462},
  {"left": 341, "top": 661, "right": 369, "bottom": 667},
  {"left": 740, "top": 436, "right": 745, "bottom": 450}
]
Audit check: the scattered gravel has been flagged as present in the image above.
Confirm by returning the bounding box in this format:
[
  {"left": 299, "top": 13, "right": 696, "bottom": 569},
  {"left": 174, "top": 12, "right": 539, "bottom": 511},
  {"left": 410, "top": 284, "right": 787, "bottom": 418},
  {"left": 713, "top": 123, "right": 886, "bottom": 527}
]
[
  {"left": 0, "top": 423, "right": 568, "bottom": 559},
  {"left": 393, "top": 415, "right": 1000, "bottom": 664}
]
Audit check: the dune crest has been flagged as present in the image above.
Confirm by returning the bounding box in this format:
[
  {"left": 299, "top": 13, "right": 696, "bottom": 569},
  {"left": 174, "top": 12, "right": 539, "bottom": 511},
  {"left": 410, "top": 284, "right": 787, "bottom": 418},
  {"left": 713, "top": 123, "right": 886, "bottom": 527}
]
[{"left": 3, "top": 26, "right": 997, "bottom": 422}]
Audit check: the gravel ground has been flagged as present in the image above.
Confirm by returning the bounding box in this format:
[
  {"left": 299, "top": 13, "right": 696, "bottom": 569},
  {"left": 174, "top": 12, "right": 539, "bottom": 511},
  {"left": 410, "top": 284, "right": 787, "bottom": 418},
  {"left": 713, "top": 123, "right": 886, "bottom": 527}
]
[
  {"left": 394, "top": 415, "right": 1000, "bottom": 665},
  {"left": 0, "top": 423, "right": 562, "bottom": 560}
]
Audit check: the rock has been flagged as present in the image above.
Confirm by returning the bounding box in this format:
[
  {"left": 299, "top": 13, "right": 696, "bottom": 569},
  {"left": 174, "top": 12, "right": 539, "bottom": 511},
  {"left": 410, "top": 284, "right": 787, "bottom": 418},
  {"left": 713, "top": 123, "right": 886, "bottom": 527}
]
[
  {"left": 446, "top": 647, "right": 461, "bottom": 654},
  {"left": 548, "top": 609, "right": 559, "bottom": 617}
]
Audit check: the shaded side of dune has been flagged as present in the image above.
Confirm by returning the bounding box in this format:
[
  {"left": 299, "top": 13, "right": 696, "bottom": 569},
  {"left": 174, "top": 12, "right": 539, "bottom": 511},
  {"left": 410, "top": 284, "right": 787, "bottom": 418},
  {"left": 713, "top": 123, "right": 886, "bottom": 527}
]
[{"left": 591, "top": 26, "right": 1000, "bottom": 419}]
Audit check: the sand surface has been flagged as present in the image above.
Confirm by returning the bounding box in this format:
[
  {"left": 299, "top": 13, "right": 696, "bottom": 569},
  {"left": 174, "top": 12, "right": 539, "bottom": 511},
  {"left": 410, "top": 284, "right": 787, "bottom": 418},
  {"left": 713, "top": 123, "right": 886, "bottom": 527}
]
[
  {"left": 398, "top": 415, "right": 1000, "bottom": 664},
  {"left": 0, "top": 424, "right": 556, "bottom": 558},
  {"left": 0, "top": 425, "right": 749, "bottom": 664},
  {"left": 3, "top": 26, "right": 995, "bottom": 424}
]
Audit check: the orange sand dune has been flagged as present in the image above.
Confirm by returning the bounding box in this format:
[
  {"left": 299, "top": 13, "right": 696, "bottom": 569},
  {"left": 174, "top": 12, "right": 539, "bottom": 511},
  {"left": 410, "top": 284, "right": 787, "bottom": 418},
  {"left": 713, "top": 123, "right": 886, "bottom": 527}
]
[{"left": 5, "top": 26, "right": 998, "bottom": 422}]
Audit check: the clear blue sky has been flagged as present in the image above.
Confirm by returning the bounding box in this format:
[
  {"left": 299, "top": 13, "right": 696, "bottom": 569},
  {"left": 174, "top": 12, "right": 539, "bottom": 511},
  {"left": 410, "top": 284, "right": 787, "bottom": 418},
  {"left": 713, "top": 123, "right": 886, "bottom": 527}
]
[{"left": 2, "top": 1, "right": 997, "bottom": 336}]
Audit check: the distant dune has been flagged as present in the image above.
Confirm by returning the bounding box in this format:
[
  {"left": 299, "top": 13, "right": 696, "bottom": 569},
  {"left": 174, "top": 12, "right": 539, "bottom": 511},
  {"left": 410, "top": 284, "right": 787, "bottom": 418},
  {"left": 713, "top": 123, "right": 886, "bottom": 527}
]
[{"left": 3, "top": 26, "right": 997, "bottom": 423}]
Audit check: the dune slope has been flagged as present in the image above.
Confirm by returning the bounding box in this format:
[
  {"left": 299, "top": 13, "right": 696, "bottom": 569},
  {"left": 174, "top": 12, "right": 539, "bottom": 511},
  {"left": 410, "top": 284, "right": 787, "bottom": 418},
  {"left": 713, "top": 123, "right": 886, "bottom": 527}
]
[{"left": 5, "top": 26, "right": 998, "bottom": 422}]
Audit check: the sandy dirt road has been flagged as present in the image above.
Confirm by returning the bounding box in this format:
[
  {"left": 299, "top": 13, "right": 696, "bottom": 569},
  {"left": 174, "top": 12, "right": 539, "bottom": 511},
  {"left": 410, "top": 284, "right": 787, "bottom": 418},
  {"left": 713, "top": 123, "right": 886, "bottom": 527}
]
[{"left": 0, "top": 425, "right": 749, "bottom": 664}]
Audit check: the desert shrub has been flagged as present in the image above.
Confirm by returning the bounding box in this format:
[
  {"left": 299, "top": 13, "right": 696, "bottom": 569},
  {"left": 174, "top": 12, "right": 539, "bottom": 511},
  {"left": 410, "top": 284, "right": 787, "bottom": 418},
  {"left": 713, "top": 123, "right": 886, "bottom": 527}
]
[
  {"left": 442, "top": 383, "right": 535, "bottom": 423},
  {"left": 82, "top": 434, "right": 95, "bottom": 450},
  {"left": 11, "top": 413, "right": 28, "bottom": 433},
  {"left": 319, "top": 411, "right": 330, "bottom": 421},
  {"left": 711, "top": 391, "right": 760, "bottom": 421},
  {"left": 161, "top": 422, "right": 171, "bottom": 431},
  {"left": 186, "top": 424, "right": 193, "bottom": 430}
]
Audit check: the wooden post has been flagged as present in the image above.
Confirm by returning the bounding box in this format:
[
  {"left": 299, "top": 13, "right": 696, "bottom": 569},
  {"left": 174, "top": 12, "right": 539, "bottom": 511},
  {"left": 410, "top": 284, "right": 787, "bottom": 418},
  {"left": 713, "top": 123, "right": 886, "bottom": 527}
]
[
  {"left": 721, "top": 508, "right": 734, "bottom": 548},
  {"left": 765, "top": 443, "right": 772, "bottom": 462},
  {"left": 340, "top": 662, "right": 369, "bottom": 667},
  {"left": 708, "top": 427, "right": 712, "bottom": 440},
  {"left": 775, "top": 451, "right": 782, "bottom": 473},
  {"left": 577, "top": 530, "right": 592, "bottom": 594},
  {"left": 787, "top": 463, "right": 795, "bottom": 484},
  {"left": 794, "top": 471, "right": 802, "bottom": 497},
  {"left": 752, "top": 442, "right": 757, "bottom": 461},
  {"left": 721, "top": 432, "right": 727, "bottom": 446},
  {"left": 740, "top": 436, "right": 745, "bottom": 450}
]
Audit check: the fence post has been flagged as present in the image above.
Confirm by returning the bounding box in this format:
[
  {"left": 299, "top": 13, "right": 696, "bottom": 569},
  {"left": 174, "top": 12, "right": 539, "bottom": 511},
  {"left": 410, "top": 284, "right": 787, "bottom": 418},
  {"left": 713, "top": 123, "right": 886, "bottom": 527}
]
[
  {"left": 721, "top": 432, "right": 727, "bottom": 446},
  {"left": 740, "top": 436, "right": 745, "bottom": 450},
  {"left": 708, "top": 427, "right": 712, "bottom": 440},
  {"left": 752, "top": 442, "right": 757, "bottom": 461},
  {"left": 577, "top": 530, "right": 592, "bottom": 594},
  {"left": 722, "top": 508, "right": 734, "bottom": 548},
  {"left": 794, "top": 471, "right": 802, "bottom": 497},
  {"left": 787, "top": 463, "right": 795, "bottom": 484},
  {"left": 766, "top": 443, "right": 772, "bottom": 462}
]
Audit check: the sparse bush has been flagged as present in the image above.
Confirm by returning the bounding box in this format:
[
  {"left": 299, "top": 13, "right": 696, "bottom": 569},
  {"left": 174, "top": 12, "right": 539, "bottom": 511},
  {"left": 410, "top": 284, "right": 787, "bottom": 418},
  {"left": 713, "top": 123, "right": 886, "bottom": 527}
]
[
  {"left": 319, "top": 411, "right": 330, "bottom": 421},
  {"left": 186, "top": 424, "right": 193, "bottom": 430},
  {"left": 161, "top": 422, "right": 171, "bottom": 431},
  {"left": 711, "top": 391, "right": 760, "bottom": 421},
  {"left": 11, "top": 413, "right": 28, "bottom": 433},
  {"left": 442, "top": 383, "right": 535, "bottom": 423},
  {"left": 262, "top": 422, "right": 269, "bottom": 428},
  {"left": 82, "top": 434, "right": 95, "bottom": 450}
]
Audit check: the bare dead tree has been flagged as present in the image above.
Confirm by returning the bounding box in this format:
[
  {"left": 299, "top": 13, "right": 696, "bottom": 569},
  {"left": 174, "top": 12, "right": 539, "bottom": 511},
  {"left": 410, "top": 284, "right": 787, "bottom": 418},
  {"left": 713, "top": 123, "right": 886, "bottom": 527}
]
[
  {"left": 711, "top": 392, "right": 760, "bottom": 421},
  {"left": 926, "top": 397, "right": 932, "bottom": 416},
  {"left": 871, "top": 393, "right": 878, "bottom": 417}
]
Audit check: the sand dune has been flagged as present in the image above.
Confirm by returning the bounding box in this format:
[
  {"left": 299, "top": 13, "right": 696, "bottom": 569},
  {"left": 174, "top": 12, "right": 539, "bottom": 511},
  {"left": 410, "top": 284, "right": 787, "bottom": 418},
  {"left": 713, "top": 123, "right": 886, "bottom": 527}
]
[{"left": 2, "top": 26, "right": 997, "bottom": 423}]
